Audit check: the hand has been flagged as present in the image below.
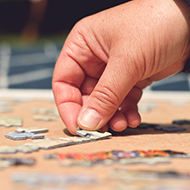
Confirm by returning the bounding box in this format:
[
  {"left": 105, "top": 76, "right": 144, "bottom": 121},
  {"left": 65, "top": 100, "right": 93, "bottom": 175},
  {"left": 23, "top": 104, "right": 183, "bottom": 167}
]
[{"left": 52, "top": 0, "right": 190, "bottom": 134}]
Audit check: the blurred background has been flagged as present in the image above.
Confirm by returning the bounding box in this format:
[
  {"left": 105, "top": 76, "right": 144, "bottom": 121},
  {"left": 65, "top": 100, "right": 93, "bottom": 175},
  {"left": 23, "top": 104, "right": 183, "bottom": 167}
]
[{"left": 0, "top": 0, "right": 190, "bottom": 91}]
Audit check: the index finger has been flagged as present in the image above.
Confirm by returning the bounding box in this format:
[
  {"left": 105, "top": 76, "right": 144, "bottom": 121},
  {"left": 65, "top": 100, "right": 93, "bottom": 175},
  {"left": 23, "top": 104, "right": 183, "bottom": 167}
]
[{"left": 52, "top": 51, "right": 85, "bottom": 134}]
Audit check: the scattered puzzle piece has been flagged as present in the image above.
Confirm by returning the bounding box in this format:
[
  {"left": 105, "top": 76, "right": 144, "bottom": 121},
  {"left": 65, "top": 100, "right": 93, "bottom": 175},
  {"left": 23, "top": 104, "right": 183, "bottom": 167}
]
[
  {"left": 0, "top": 107, "right": 12, "bottom": 113},
  {"left": 48, "top": 108, "right": 60, "bottom": 117},
  {"left": 0, "top": 157, "right": 35, "bottom": 169},
  {"left": 33, "top": 115, "right": 56, "bottom": 121},
  {"left": 163, "top": 126, "right": 187, "bottom": 132},
  {"left": 31, "top": 108, "right": 49, "bottom": 115},
  {"left": 12, "top": 172, "right": 97, "bottom": 185},
  {"left": 0, "top": 157, "right": 36, "bottom": 166},
  {"left": 25, "top": 138, "right": 78, "bottom": 149},
  {"left": 31, "top": 108, "right": 59, "bottom": 117},
  {"left": 5, "top": 132, "right": 44, "bottom": 140},
  {"left": 0, "top": 146, "right": 17, "bottom": 154},
  {"left": 16, "top": 127, "right": 49, "bottom": 134},
  {"left": 0, "top": 144, "right": 39, "bottom": 154},
  {"left": 138, "top": 102, "right": 157, "bottom": 113},
  {"left": 0, "top": 116, "right": 22, "bottom": 127},
  {"left": 119, "top": 157, "right": 171, "bottom": 165},
  {"left": 172, "top": 119, "right": 190, "bottom": 125},
  {"left": 136, "top": 123, "right": 187, "bottom": 133},
  {"left": 110, "top": 169, "right": 190, "bottom": 182},
  {"left": 0, "top": 160, "right": 11, "bottom": 169}
]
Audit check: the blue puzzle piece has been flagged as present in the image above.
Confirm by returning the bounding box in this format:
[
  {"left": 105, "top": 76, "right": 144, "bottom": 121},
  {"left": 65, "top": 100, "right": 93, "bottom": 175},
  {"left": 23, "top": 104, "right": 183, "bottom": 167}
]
[{"left": 5, "top": 132, "right": 44, "bottom": 140}]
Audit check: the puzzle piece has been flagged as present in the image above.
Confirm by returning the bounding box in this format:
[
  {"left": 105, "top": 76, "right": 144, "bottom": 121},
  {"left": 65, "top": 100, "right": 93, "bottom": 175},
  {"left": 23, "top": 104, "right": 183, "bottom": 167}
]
[
  {"left": 48, "top": 108, "right": 60, "bottom": 117},
  {"left": 0, "top": 157, "right": 36, "bottom": 166},
  {"left": 15, "top": 127, "right": 49, "bottom": 134},
  {"left": 119, "top": 157, "right": 171, "bottom": 165},
  {"left": 44, "top": 154, "right": 58, "bottom": 159},
  {"left": 172, "top": 119, "right": 190, "bottom": 125},
  {"left": 12, "top": 172, "right": 97, "bottom": 185},
  {"left": 31, "top": 108, "right": 59, "bottom": 117},
  {"left": 16, "top": 145, "right": 37, "bottom": 153},
  {"left": 0, "top": 158, "right": 35, "bottom": 170},
  {"left": 163, "top": 126, "right": 187, "bottom": 132},
  {"left": 110, "top": 169, "right": 190, "bottom": 181},
  {"left": 0, "top": 116, "right": 22, "bottom": 127},
  {"left": 164, "top": 150, "right": 190, "bottom": 158},
  {"left": 0, "top": 144, "right": 39, "bottom": 154},
  {"left": 5, "top": 132, "right": 44, "bottom": 140},
  {"left": 33, "top": 115, "right": 56, "bottom": 121},
  {"left": 25, "top": 139, "right": 65, "bottom": 149},
  {"left": 25, "top": 138, "right": 78, "bottom": 149},
  {"left": 0, "top": 107, "right": 12, "bottom": 113},
  {"left": 0, "top": 146, "right": 17, "bottom": 154},
  {"left": 138, "top": 102, "right": 157, "bottom": 113},
  {"left": 31, "top": 108, "right": 49, "bottom": 114},
  {"left": 76, "top": 129, "right": 112, "bottom": 140},
  {"left": 0, "top": 160, "right": 11, "bottom": 169}
]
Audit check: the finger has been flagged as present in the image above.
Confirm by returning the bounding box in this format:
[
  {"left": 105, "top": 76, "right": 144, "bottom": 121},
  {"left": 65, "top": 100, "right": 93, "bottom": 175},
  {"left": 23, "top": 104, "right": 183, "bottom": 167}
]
[
  {"left": 100, "top": 124, "right": 109, "bottom": 132},
  {"left": 109, "top": 87, "right": 142, "bottom": 131},
  {"left": 109, "top": 110, "right": 128, "bottom": 132},
  {"left": 52, "top": 52, "right": 85, "bottom": 134},
  {"left": 125, "top": 109, "right": 141, "bottom": 128},
  {"left": 119, "top": 87, "right": 142, "bottom": 128},
  {"left": 80, "top": 76, "right": 98, "bottom": 95},
  {"left": 58, "top": 102, "right": 81, "bottom": 135},
  {"left": 77, "top": 50, "right": 142, "bottom": 130}
]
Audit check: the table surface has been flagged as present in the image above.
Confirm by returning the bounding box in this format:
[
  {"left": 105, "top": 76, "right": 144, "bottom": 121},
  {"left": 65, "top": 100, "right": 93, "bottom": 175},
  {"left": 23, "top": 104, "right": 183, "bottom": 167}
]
[{"left": 0, "top": 90, "right": 190, "bottom": 190}]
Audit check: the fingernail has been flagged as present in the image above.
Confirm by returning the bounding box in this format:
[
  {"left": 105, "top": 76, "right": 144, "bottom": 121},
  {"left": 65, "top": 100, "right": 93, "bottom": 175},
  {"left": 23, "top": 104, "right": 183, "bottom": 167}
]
[{"left": 78, "top": 109, "right": 101, "bottom": 129}]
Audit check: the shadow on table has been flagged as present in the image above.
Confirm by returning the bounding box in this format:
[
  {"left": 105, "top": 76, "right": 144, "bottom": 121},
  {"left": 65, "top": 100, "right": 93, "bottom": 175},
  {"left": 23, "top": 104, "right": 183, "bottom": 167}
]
[
  {"left": 63, "top": 123, "right": 190, "bottom": 137},
  {"left": 109, "top": 123, "right": 190, "bottom": 136}
]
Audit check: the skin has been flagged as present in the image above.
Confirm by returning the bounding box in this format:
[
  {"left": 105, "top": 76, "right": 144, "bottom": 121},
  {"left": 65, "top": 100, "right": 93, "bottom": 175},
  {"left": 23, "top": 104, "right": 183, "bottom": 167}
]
[{"left": 52, "top": 0, "right": 190, "bottom": 135}]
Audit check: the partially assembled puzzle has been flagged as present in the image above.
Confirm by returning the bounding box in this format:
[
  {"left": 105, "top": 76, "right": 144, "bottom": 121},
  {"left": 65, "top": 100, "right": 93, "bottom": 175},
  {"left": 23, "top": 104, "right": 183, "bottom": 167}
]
[{"left": 1, "top": 126, "right": 112, "bottom": 153}]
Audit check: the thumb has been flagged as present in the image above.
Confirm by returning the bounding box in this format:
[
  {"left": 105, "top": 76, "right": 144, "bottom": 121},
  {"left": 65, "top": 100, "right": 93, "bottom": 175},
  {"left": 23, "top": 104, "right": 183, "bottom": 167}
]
[{"left": 77, "top": 55, "right": 141, "bottom": 130}]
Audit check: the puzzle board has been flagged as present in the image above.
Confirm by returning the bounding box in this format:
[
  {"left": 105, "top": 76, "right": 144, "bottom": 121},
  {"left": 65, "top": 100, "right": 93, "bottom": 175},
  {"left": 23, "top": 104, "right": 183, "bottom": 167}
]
[{"left": 0, "top": 90, "right": 190, "bottom": 190}]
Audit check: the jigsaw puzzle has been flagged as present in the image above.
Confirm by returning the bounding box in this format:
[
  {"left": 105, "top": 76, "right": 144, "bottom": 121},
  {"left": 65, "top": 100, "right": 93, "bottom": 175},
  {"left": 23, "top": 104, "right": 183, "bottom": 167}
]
[{"left": 44, "top": 150, "right": 190, "bottom": 167}]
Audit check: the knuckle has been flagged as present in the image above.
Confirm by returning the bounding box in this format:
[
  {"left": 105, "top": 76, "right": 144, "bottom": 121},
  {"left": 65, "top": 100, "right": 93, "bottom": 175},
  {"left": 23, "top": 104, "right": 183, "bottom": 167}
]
[{"left": 91, "top": 86, "right": 120, "bottom": 112}]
